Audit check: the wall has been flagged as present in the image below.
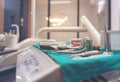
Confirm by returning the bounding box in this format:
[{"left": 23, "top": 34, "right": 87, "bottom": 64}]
[
  {"left": 0, "top": 0, "right": 4, "bottom": 33},
  {"left": 111, "top": 0, "right": 120, "bottom": 30},
  {"left": 80, "top": 0, "right": 108, "bottom": 32},
  {"left": 34, "top": 0, "right": 108, "bottom": 41}
]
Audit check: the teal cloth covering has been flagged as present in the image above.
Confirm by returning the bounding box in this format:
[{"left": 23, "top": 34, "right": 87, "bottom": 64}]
[{"left": 34, "top": 44, "right": 120, "bottom": 82}]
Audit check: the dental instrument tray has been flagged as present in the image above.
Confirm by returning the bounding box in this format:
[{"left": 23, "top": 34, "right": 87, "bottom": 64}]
[
  {"left": 34, "top": 43, "right": 120, "bottom": 82},
  {"left": 109, "top": 31, "right": 120, "bottom": 50}
]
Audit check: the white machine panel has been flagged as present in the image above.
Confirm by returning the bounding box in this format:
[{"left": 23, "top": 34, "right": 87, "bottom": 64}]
[
  {"left": 101, "top": 31, "right": 120, "bottom": 50},
  {"left": 109, "top": 31, "right": 120, "bottom": 50},
  {"left": 16, "top": 46, "right": 64, "bottom": 82}
]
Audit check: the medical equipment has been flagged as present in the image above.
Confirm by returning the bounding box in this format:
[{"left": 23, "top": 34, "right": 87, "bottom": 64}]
[
  {"left": 23, "top": 44, "right": 120, "bottom": 82},
  {"left": 75, "top": 50, "right": 99, "bottom": 57},
  {"left": 5, "top": 24, "right": 19, "bottom": 47},
  {"left": 0, "top": 38, "right": 58, "bottom": 72},
  {"left": 67, "top": 50, "right": 99, "bottom": 58},
  {"left": 100, "top": 22, "right": 114, "bottom": 55},
  {"left": 0, "top": 24, "right": 19, "bottom": 48},
  {"left": 16, "top": 46, "right": 65, "bottom": 82},
  {"left": 103, "top": 24, "right": 111, "bottom": 52},
  {"left": 0, "top": 38, "right": 42, "bottom": 72},
  {"left": 56, "top": 47, "right": 87, "bottom": 54},
  {"left": 37, "top": 16, "right": 100, "bottom": 46},
  {"left": 109, "top": 31, "right": 120, "bottom": 50},
  {"left": 71, "top": 38, "right": 82, "bottom": 46},
  {"left": 5, "top": 34, "right": 18, "bottom": 48},
  {"left": 72, "top": 53, "right": 111, "bottom": 60},
  {"left": 11, "top": 24, "right": 20, "bottom": 42},
  {"left": 101, "top": 31, "right": 120, "bottom": 51},
  {"left": 0, "top": 15, "right": 100, "bottom": 72},
  {"left": 83, "top": 37, "right": 93, "bottom": 51}
]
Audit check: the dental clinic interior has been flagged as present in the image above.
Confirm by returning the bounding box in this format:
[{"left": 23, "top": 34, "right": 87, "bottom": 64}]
[{"left": 1, "top": 0, "right": 120, "bottom": 82}]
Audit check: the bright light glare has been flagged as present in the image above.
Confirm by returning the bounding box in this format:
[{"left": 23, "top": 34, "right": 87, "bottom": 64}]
[
  {"left": 45, "top": 16, "right": 68, "bottom": 26},
  {"left": 50, "top": 1, "right": 71, "bottom": 4}
]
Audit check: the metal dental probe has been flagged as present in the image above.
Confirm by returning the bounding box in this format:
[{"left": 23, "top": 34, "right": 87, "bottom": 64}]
[{"left": 67, "top": 47, "right": 87, "bottom": 57}]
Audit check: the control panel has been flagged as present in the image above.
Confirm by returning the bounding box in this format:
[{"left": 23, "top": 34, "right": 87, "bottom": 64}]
[{"left": 16, "top": 46, "right": 60, "bottom": 82}]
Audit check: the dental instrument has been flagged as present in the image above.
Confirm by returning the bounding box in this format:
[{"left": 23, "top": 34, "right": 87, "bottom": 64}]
[
  {"left": 68, "top": 50, "right": 99, "bottom": 58},
  {"left": 57, "top": 47, "right": 87, "bottom": 54},
  {"left": 76, "top": 50, "right": 99, "bottom": 57},
  {"left": 72, "top": 53, "right": 111, "bottom": 60},
  {"left": 102, "top": 22, "right": 113, "bottom": 55}
]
